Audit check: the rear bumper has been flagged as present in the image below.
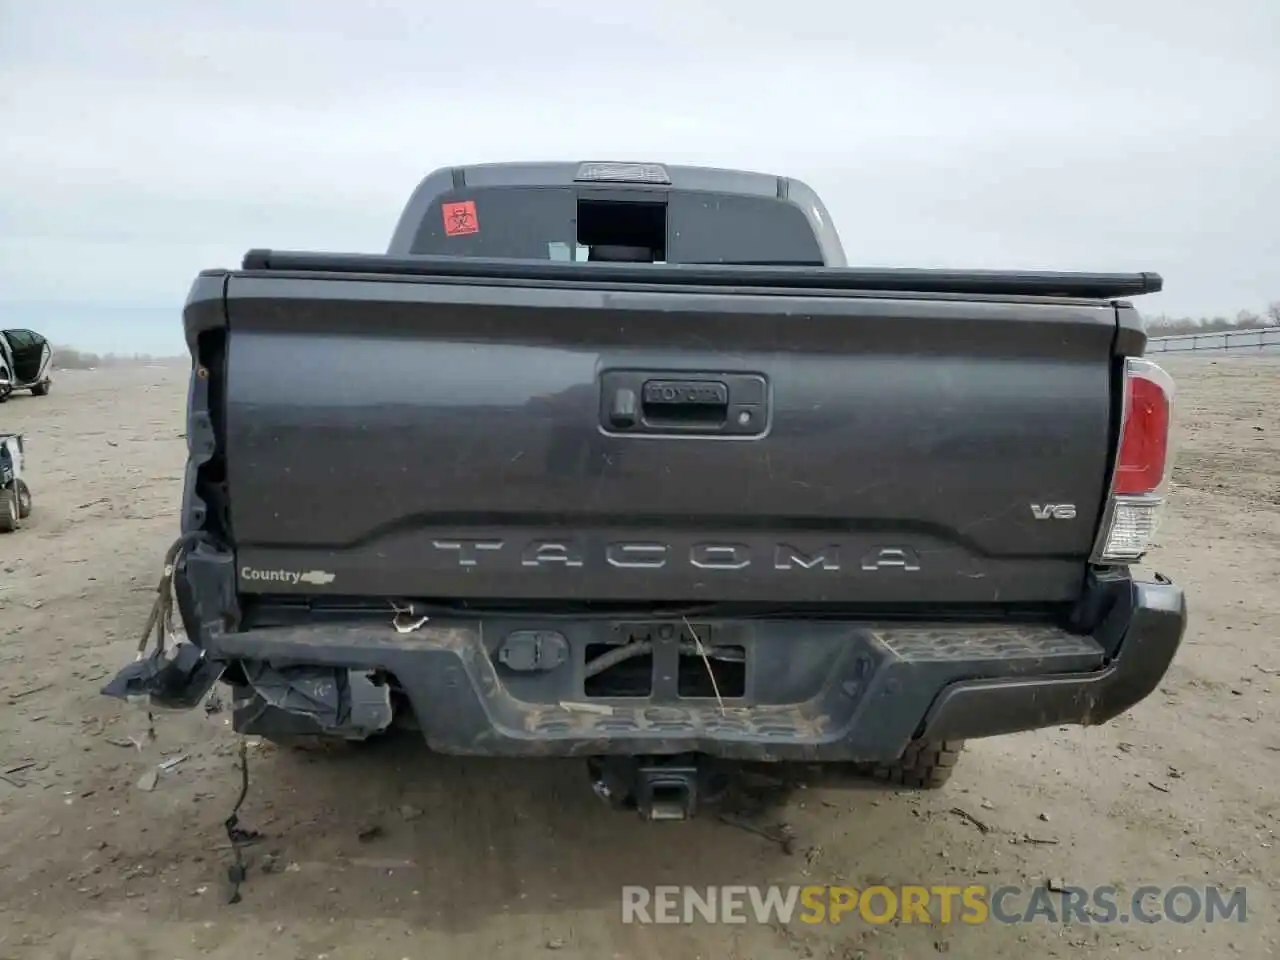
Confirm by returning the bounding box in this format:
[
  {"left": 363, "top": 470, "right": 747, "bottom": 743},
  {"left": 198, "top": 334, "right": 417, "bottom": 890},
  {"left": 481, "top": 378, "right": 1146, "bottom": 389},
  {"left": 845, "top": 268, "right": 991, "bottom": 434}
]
[
  {"left": 918, "top": 577, "right": 1184, "bottom": 742},
  {"left": 192, "top": 576, "right": 1186, "bottom": 762}
]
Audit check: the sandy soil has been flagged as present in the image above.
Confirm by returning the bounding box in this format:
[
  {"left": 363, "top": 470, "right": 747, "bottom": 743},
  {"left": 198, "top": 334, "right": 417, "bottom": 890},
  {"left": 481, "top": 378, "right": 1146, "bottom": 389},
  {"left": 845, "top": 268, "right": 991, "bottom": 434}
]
[{"left": 0, "top": 356, "right": 1276, "bottom": 960}]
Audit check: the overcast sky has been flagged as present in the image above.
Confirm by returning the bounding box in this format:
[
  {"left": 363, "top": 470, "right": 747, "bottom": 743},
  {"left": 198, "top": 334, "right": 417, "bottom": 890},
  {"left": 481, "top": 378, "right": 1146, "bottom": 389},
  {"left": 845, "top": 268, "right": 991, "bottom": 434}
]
[{"left": 2, "top": 0, "right": 1277, "bottom": 354}]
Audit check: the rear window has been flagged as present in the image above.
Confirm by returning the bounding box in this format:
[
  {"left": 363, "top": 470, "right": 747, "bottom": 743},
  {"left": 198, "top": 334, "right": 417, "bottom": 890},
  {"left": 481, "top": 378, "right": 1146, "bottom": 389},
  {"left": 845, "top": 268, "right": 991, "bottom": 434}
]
[{"left": 408, "top": 187, "right": 825, "bottom": 265}]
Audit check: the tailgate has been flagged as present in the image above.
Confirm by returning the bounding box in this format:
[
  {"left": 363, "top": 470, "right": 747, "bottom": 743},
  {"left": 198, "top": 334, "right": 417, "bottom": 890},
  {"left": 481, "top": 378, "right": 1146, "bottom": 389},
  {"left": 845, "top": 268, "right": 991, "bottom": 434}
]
[{"left": 221, "top": 274, "right": 1118, "bottom": 605}]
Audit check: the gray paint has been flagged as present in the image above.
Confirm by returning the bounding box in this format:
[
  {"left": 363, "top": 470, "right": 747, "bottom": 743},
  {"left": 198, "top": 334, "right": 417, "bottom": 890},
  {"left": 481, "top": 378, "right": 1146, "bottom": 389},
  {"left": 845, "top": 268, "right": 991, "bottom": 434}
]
[
  {"left": 128, "top": 162, "right": 1194, "bottom": 761},
  {"left": 386, "top": 162, "right": 847, "bottom": 266},
  {"left": 221, "top": 268, "right": 1119, "bottom": 604}
]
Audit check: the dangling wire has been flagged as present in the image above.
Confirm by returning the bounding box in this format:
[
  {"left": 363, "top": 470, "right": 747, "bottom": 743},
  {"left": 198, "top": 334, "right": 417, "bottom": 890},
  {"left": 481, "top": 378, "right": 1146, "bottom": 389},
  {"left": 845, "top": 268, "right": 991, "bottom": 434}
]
[
  {"left": 135, "top": 532, "right": 208, "bottom": 659},
  {"left": 224, "top": 737, "right": 262, "bottom": 904}
]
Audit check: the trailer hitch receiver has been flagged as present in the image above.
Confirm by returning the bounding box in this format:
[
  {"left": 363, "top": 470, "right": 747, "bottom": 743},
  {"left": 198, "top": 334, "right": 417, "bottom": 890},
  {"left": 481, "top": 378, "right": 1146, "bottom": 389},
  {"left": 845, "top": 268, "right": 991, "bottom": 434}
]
[
  {"left": 636, "top": 763, "right": 700, "bottom": 821},
  {"left": 589, "top": 754, "right": 730, "bottom": 821}
]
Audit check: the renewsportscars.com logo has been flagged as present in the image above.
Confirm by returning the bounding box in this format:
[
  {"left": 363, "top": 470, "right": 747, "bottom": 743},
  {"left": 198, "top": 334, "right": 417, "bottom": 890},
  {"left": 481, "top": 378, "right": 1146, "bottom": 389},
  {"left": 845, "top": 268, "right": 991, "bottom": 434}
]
[{"left": 620, "top": 884, "right": 1249, "bottom": 926}]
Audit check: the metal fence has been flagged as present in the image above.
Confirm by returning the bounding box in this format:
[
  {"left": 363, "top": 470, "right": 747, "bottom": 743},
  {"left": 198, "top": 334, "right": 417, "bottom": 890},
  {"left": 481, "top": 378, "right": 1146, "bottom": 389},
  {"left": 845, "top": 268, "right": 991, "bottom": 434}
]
[{"left": 1146, "top": 326, "right": 1280, "bottom": 355}]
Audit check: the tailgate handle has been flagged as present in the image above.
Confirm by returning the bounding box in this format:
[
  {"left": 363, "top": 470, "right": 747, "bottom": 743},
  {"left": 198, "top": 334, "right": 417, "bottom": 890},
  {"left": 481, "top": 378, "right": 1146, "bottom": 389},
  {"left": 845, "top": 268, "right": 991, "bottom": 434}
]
[
  {"left": 642, "top": 379, "right": 729, "bottom": 428},
  {"left": 642, "top": 379, "right": 728, "bottom": 414},
  {"left": 600, "top": 370, "right": 767, "bottom": 437}
]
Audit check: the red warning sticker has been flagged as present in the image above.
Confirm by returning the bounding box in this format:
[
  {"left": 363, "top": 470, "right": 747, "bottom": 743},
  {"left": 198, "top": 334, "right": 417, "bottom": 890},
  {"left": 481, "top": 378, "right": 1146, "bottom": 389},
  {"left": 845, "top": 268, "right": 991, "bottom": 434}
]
[{"left": 442, "top": 200, "right": 479, "bottom": 237}]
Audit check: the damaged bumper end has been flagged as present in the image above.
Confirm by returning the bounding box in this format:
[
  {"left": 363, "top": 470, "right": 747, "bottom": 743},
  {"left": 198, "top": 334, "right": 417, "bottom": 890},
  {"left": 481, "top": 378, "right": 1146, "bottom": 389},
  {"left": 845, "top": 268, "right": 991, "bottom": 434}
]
[
  {"left": 102, "top": 648, "right": 394, "bottom": 742},
  {"left": 230, "top": 663, "right": 394, "bottom": 741},
  {"left": 101, "top": 643, "right": 226, "bottom": 711},
  {"left": 103, "top": 575, "right": 1187, "bottom": 760}
]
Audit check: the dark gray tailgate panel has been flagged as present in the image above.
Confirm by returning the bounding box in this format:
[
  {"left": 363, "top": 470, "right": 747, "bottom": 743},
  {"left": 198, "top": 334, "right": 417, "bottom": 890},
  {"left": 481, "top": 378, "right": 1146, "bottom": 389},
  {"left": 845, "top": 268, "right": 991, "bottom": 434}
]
[{"left": 224, "top": 274, "right": 1116, "bottom": 604}]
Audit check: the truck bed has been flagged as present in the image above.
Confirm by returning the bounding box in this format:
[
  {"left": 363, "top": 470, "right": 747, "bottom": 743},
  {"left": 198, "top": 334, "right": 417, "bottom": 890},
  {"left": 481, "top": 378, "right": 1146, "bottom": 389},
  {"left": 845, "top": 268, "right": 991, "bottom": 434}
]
[{"left": 196, "top": 252, "right": 1139, "bottom": 610}]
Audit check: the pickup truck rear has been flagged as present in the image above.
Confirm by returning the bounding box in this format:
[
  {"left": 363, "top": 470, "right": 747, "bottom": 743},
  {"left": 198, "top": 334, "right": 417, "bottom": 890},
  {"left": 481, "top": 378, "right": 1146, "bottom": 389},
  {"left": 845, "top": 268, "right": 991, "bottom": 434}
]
[{"left": 104, "top": 161, "right": 1186, "bottom": 820}]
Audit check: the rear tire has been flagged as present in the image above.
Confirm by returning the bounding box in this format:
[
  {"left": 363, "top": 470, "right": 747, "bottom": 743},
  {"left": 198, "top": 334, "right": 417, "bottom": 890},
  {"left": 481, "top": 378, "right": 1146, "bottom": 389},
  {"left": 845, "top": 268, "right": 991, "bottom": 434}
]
[
  {"left": 0, "top": 487, "right": 20, "bottom": 532},
  {"left": 31, "top": 380, "right": 50, "bottom": 397},
  {"left": 859, "top": 739, "right": 965, "bottom": 789},
  {"left": 14, "top": 479, "right": 31, "bottom": 519}
]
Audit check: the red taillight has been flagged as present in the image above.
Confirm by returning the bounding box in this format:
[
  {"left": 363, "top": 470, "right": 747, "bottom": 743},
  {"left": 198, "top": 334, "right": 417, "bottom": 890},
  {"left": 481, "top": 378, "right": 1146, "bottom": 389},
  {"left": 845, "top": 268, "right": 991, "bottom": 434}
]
[
  {"left": 1092, "top": 358, "right": 1177, "bottom": 564},
  {"left": 1113, "top": 365, "right": 1172, "bottom": 496}
]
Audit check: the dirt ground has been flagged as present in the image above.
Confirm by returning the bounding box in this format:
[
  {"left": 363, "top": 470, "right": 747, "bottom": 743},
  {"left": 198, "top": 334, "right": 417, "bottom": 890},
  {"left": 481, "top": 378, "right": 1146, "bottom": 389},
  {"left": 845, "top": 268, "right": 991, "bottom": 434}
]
[{"left": 0, "top": 356, "right": 1276, "bottom": 960}]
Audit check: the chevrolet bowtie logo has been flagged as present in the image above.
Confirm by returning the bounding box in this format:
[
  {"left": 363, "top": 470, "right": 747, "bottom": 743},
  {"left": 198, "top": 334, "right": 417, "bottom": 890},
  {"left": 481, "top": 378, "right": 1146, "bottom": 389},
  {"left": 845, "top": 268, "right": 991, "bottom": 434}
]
[{"left": 239, "top": 567, "right": 337, "bottom": 586}]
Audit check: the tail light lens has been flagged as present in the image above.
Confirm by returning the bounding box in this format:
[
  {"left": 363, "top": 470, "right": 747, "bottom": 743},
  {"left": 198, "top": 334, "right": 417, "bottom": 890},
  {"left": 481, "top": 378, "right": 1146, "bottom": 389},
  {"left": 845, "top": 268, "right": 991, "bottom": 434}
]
[{"left": 1093, "top": 358, "right": 1176, "bottom": 563}]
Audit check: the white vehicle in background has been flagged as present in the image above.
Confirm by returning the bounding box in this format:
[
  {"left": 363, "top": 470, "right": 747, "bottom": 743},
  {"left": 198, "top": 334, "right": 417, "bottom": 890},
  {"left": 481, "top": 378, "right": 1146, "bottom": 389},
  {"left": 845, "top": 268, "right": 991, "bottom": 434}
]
[
  {"left": 0, "top": 329, "right": 54, "bottom": 402},
  {"left": 0, "top": 433, "right": 31, "bottom": 531}
]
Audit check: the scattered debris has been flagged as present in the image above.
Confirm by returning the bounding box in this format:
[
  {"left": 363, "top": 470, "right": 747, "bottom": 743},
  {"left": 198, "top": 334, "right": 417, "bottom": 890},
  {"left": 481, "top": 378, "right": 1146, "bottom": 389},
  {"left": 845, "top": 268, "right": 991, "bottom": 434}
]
[
  {"left": 80, "top": 716, "right": 106, "bottom": 737},
  {"left": 1046, "top": 878, "right": 1067, "bottom": 893},
  {"left": 136, "top": 769, "right": 159, "bottom": 792},
  {"left": 980, "top": 800, "right": 994, "bottom": 810},
  {"left": 357, "top": 824, "right": 385, "bottom": 843},
  {"left": 212, "top": 834, "right": 266, "bottom": 851},
  {"left": 157, "top": 754, "right": 189, "bottom": 771},
  {"left": 399, "top": 804, "right": 424, "bottom": 822},
  {"left": 717, "top": 813, "right": 796, "bottom": 855},
  {"left": 7, "top": 682, "right": 53, "bottom": 703},
  {"left": 390, "top": 601, "right": 430, "bottom": 634},
  {"left": 1037, "top": 812, "right": 1051, "bottom": 822},
  {"left": 346, "top": 858, "right": 416, "bottom": 871},
  {"left": 950, "top": 807, "right": 991, "bottom": 834},
  {"left": 0, "top": 760, "right": 37, "bottom": 788},
  {"left": 1148, "top": 781, "right": 1171, "bottom": 793},
  {"left": 1015, "top": 834, "right": 1060, "bottom": 846},
  {"left": 546, "top": 938, "right": 566, "bottom": 950},
  {"left": 77, "top": 498, "right": 110, "bottom": 509}
]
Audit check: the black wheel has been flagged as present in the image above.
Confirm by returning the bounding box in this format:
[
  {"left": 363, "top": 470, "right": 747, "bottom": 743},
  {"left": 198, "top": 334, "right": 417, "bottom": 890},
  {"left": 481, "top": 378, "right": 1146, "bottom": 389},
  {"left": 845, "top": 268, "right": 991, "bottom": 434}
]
[
  {"left": 31, "top": 380, "right": 50, "bottom": 397},
  {"left": 858, "top": 739, "right": 965, "bottom": 789},
  {"left": 15, "top": 479, "right": 31, "bottom": 519},
  {"left": 0, "top": 486, "right": 19, "bottom": 532}
]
